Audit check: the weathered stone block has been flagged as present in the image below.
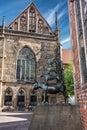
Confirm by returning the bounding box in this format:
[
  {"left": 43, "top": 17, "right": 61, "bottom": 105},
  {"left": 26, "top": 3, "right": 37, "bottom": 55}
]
[{"left": 29, "top": 105, "right": 82, "bottom": 130}]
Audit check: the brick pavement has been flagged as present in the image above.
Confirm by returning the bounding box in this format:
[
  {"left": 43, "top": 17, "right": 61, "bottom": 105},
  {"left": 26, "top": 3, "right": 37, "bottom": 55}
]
[{"left": 0, "top": 112, "right": 33, "bottom": 130}]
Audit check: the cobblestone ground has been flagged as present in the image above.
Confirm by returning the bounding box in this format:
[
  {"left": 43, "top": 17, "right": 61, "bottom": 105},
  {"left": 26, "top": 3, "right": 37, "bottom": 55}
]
[{"left": 0, "top": 112, "right": 33, "bottom": 130}]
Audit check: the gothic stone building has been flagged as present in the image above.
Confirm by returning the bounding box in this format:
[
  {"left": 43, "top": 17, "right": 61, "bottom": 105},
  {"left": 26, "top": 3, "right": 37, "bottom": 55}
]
[
  {"left": 0, "top": 3, "right": 63, "bottom": 109},
  {"left": 68, "top": 0, "right": 87, "bottom": 129}
]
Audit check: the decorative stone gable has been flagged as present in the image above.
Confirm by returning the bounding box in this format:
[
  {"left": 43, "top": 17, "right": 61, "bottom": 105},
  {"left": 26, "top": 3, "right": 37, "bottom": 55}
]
[{"left": 8, "top": 2, "right": 53, "bottom": 35}]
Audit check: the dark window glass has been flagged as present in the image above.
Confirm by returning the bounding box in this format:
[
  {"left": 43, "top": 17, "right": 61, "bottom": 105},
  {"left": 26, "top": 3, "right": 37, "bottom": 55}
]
[
  {"left": 21, "top": 60, "right": 25, "bottom": 81},
  {"left": 4, "top": 96, "right": 12, "bottom": 106},
  {"left": 16, "top": 47, "right": 35, "bottom": 82},
  {"left": 16, "top": 59, "right": 21, "bottom": 80},
  {"left": 17, "top": 89, "right": 25, "bottom": 107},
  {"left": 80, "top": 46, "right": 87, "bottom": 82},
  {"left": 4, "top": 88, "right": 12, "bottom": 106}
]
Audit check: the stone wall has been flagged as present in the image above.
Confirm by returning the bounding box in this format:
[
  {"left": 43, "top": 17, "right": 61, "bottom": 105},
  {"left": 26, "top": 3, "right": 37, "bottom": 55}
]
[
  {"left": 0, "top": 31, "right": 58, "bottom": 108},
  {"left": 1, "top": 82, "right": 33, "bottom": 107},
  {"left": 3, "top": 35, "right": 56, "bottom": 82}
]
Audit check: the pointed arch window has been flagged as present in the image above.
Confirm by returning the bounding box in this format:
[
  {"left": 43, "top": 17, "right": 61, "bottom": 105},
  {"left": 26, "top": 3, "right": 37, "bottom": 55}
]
[
  {"left": 14, "top": 22, "right": 18, "bottom": 30},
  {"left": 16, "top": 47, "right": 36, "bottom": 82},
  {"left": 20, "top": 16, "right": 27, "bottom": 31},
  {"left": 45, "top": 27, "right": 49, "bottom": 34},
  {"left": 29, "top": 7, "right": 36, "bottom": 32},
  {"left": 4, "top": 88, "right": 13, "bottom": 106},
  {"left": 38, "top": 19, "right": 44, "bottom": 33},
  {"left": 17, "top": 89, "right": 25, "bottom": 107}
]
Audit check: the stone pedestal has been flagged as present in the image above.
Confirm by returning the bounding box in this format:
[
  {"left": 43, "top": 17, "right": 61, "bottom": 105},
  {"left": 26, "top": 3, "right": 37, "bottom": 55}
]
[{"left": 29, "top": 105, "right": 82, "bottom": 130}]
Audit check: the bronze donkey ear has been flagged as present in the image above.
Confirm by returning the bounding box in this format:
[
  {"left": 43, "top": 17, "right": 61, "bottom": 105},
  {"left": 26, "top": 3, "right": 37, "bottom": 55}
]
[{"left": 69, "top": 0, "right": 74, "bottom": 2}]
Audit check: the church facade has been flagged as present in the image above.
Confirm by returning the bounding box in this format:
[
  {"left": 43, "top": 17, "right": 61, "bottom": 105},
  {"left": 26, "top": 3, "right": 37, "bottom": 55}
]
[{"left": 0, "top": 3, "right": 64, "bottom": 109}]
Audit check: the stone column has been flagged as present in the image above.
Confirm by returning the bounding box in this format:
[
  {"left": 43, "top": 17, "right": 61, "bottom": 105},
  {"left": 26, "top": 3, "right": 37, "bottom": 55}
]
[
  {"left": 27, "top": 8, "right": 29, "bottom": 32},
  {"left": 0, "top": 82, "right": 2, "bottom": 110},
  {"left": 0, "top": 35, "right": 6, "bottom": 109},
  {"left": 18, "top": 18, "right": 20, "bottom": 31},
  {"left": 36, "top": 11, "right": 39, "bottom": 33}
]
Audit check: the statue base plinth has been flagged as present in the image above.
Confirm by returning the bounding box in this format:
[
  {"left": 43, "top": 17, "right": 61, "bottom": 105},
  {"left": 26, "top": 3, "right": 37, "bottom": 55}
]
[{"left": 29, "top": 104, "right": 81, "bottom": 130}]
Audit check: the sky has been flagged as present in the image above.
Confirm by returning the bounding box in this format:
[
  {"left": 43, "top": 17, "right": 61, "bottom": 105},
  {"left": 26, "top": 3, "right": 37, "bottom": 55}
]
[{"left": 0, "top": 0, "right": 71, "bottom": 50}]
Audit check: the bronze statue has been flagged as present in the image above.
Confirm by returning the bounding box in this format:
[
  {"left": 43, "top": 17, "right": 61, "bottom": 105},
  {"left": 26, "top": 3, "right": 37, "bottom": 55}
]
[
  {"left": 34, "top": 81, "right": 66, "bottom": 94},
  {"left": 33, "top": 20, "right": 67, "bottom": 103},
  {"left": 33, "top": 57, "right": 66, "bottom": 103}
]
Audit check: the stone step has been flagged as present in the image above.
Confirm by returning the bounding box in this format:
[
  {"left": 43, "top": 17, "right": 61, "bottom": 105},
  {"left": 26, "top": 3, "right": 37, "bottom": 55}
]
[{"left": 29, "top": 104, "right": 82, "bottom": 130}]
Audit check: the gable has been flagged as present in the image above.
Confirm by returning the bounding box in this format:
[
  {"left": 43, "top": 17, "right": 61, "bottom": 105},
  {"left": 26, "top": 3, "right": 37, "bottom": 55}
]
[{"left": 8, "top": 2, "right": 53, "bottom": 35}]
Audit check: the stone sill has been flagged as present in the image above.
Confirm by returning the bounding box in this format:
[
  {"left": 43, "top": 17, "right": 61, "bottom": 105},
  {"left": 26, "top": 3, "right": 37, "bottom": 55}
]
[{"left": 2, "top": 81, "right": 35, "bottom": 85}]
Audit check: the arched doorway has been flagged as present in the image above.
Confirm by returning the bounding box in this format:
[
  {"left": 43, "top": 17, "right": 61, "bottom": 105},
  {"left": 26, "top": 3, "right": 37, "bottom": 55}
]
[
  {"left": 17, "top": 89, "right": 25, "bottom": 108},
  {"left": 4, "top": 88, "right": 13, "bottom": 106}
]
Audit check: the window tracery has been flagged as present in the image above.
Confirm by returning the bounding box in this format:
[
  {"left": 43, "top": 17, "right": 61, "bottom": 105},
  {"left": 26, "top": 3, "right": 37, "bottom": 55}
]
[
  {"left": 20, "top": 15, "right": 27, "bottom": 31},
  {"left": 38, "top": 19, "right": 44, "bottom": 33},
  {"left": 4, "top": 88, "right": 12, "bottom": 106},
  {"left": 17, "top": 89, "right": 25, "bottom": 107},
  {"left": 29, "top": 7, "right": 36, "bottom": 32},
  {"left": 16, "top": 47, "right": 35, "bottom": 82},
  {"left": 18, "top": 89, "right": 25, "bottom": 96}
]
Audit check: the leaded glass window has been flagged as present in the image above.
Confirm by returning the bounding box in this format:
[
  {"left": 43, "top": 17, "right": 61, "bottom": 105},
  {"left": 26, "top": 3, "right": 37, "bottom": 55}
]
[
  {"left": 29, "top": 7, "right": 36, "bottom": 32},
  {"left": 4, "top": 88, "right": 12, "bottom": 106},
  {"left": 17, "top": 89, "right": 25, "bottom": 107},
  {"left": 16, "top": 47, "right": 35, "bottom": 82}
]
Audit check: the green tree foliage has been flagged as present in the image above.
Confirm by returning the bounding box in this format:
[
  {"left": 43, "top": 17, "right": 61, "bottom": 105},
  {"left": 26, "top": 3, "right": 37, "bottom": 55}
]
[{"left": 64, "top": 62, "right": 74, "bottom": 96}]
